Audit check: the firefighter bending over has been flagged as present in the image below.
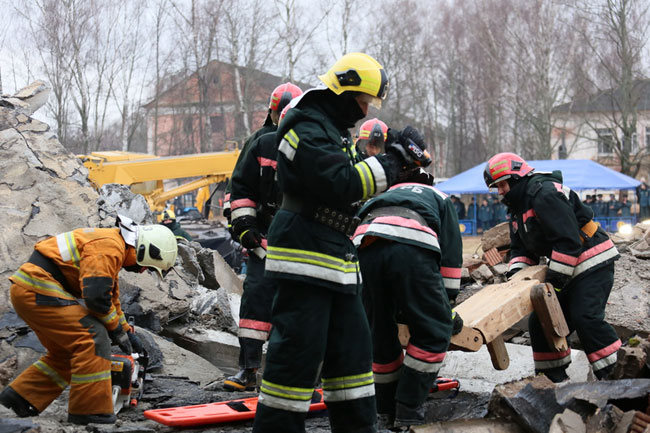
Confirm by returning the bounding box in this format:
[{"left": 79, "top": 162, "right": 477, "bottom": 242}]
[
  {"left": 484, "top": 152, "right": 621, "bottom": 382},
  {"left": 353, "top": 164, "right": 463, "bottom": 428}
]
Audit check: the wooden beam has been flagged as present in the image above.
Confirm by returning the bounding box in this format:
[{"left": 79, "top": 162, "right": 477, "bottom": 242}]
[
  {"left": 530, "top": 283, "right": 569, "bottom": 352},
  {"left": 486, "top": 335, "right": 510, "bottom": 370},
  {"left": 454, "top": 265, "right": 547, "bottom": 344}
]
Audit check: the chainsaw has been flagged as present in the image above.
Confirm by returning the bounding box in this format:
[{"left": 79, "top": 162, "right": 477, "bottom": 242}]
[{"left": 110, "top": 323, "right": 148, "bottom": 414}]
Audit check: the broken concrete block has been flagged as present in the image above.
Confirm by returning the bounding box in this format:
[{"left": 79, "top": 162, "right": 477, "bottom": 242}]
[
  {"left": 549, "top": 408, "right": 585, "bottom": 433},
  {"left": 492, "top": 263, "right": 508, "bottom": 274},
  {"left": 463, "top": 254, "right": 484, "bottom": 273},
  {"left": 481, "top": 222, "right": 510, "bottom": 252},
  {"left": 471, "top": 264, "right": 493, "bottom": 282},
  {"left": 556, "top": 379, "right": 650, "bottom": 409},
  {"left": 585, "top": 404, "right": 627, "bottom": 433},
  {"left": 609, "top": 344, "right": 647, "bottom": 379},
  {"left": 488, "top": 375, "right": 550, "bottom": 422},
  {"left": 177, "top": 242, "right": 205, "bottom": 284},
  {"left": 505, "top": 380, "right": 564, "bottom": 433}
]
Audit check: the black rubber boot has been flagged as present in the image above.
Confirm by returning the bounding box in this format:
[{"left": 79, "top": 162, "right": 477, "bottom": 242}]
[
  {"left": 594, "top": 364, "right": 615, "bottom": 380},
  {"left": 537, "top": 366, "right": 569, "bottom": 383},
  {"left": 223, "top": 368, "right": 258, "bottom": 391},
  {"left": 68, "top": 413, "right": 117, "bottom": 425},
  {"left": 393, "top": 401, "right": 425, "bottom": 428},
  {"left": 0, "top": 386, "right": 39, "bottom": 417}
]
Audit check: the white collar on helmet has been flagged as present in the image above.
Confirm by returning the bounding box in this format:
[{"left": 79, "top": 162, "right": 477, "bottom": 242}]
[{"left": 116, "top": 214, "right": 139, "bottom": 247}]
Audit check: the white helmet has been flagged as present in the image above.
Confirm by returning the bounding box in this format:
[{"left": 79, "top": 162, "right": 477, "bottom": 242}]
[{"left": 135, "top": 225, "right": 178, "bottom": 277}]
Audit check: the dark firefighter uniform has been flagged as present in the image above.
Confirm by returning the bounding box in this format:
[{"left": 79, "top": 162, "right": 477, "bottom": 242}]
[
  {"left": 162, "top": 220, "right": 192, "bottom": 241},
  {"left": 223, "top": 114, "right": 276, "bottom": 224},
  {"left": 352, "top": 182, "right": 462, "bottom": 417},
  {"left": 228, "top": 131, "right": 282, "bottom": 376},
  {"left": 6, "top": 228, "right": 133, "bottom": 417},
  {"left": 505, "top": 171, "right": 621, "bottom": 380},
  {"left": 252, "top": 90, "right": 399, "bottom": 433}
]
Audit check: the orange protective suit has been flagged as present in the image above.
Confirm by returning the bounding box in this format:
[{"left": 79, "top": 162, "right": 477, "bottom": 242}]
[{"left": 7, "top": 228, "right": 134, "bottom": 417}]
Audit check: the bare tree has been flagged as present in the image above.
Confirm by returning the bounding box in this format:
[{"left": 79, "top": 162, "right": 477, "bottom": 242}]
[
  {"left": 569, "top": 0, "right": 650, "bottom": 176},
  {"left": 273, "top": 0, "right": 332, "bottom": 82}
]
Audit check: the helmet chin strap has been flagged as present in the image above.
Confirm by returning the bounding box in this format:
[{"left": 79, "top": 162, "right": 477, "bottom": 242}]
[{"left": 116, "top": 214, "right": 139, "bottom": 248}]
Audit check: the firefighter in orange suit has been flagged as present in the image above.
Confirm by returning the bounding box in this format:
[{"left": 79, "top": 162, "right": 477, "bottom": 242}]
[{"left": 0, "top": 215, "right": 178, "bottom": 425}]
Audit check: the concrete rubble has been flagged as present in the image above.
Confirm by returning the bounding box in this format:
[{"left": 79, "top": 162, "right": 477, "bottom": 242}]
[{"left": 0, "top": 82, "right": 649, "bottom": 432}]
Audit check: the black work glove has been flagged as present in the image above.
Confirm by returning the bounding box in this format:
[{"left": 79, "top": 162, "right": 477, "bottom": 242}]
[
  {"left": 109, "top": 328, "right": 133, "bottom": 354},
  {"left": 451, "top": 310, "right": 464, "bottom": 335},
  {"left": 239, "top": 227, "right": 262, "bottom": 250},
  {"left": 232, "top": 216, "right": 262, "bottom": 250},
  {"left": 385, "top": 126, "right": 432, "bottom": 170},
  {"left": 545, "top": 269, "right": 571, "bottom": 292},
  {"left": 128, "top": 331, "right": 145, "bottom": 355}
]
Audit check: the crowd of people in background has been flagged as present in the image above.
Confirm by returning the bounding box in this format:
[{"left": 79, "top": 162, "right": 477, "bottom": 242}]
[
  {"left": 449, "top": 176, "right": 650, "bottom": 234},
  {"left": 450, "top": 195, "right": 508, "bottom": 233}
]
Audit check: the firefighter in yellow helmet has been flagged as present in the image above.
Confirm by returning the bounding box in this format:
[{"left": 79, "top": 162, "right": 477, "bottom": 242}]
[
  {"left": 0, "top": 216, "right": 177, "bottom": 425},
  {"left": 253, "top": 53, "right": 430, "bottom": 433},
  {"left": 159, "top": 209, "right": 192, "bottom": 241}
]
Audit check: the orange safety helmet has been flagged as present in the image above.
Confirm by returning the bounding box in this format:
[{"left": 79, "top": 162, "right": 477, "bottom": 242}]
[
  {"left": 269, "top": 83, "right": 303, "bottom": 113},
  {"left": 484, "top": 152, "right": 535, "bottom": 188}
]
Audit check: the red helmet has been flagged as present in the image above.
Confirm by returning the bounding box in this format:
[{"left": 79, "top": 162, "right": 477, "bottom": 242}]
[
  {"left": 484, "top": 152, "right": 534, "bottom": 188},
  {"left": 269, "top": 83, "right": 302, "bottom": 113},
  {"left": 357, "top": 118, "right": 388, "bottom": 155}
]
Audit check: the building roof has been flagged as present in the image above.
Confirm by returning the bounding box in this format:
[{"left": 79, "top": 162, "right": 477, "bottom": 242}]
[
  {"left": 553, "top": 78, "right": 650, "bottom": 114},
  {"left": 142, "top": 60, "right": 313, "bottom": 110}
]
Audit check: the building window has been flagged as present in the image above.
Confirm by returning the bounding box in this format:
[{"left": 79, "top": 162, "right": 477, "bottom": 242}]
[
  {"left": 596, "top": 128, "right": 614, "bottom": 155},
  {"left": 210, "top": 115, "right": 224, "bottom": 133},
  {"left": 622, "top": 132, "right": 637, "bottom": 154},
  {"left": 183, "top": 116, "right": 193, "bottom": 134},
  {"left": 558, "top": 130, "right": 567, "bottom": 159}
]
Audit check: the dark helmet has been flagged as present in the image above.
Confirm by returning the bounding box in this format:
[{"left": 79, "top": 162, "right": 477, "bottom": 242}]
[{"left": 484, "top": 152, "right": 534, "bottom": 188}]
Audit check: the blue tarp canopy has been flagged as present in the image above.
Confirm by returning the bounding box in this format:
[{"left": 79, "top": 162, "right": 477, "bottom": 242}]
[{"left": 435, "top": 159, "right": 641, "bottom": 194}]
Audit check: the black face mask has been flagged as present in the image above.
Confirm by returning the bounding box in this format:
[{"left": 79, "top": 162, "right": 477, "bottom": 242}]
[{"left": 320, "top": 90, "right": 366, "bottom": 130}]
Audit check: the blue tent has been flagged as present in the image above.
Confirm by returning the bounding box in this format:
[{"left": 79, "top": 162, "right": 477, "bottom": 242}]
[{"left": 435, "top": 159, "right": 641, "bottom": 194}]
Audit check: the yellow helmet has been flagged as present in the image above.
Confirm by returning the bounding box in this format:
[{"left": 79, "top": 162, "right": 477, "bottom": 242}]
[
  {"left": 318, "top": 52, "right": 389, "bottom": 108},
  {"left": 135, "top": 225, "right": 178, "bottom": 278}
]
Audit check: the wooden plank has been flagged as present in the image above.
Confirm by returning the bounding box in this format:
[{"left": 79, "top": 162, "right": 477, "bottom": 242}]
[
  {"left": 530, "top": 283, "right": 569, "bottom": 352},
  {"left": 449, "top": 325, "right": 484, "bottom": 352},
  {"left": 454, "top": 265, "right": 547, "bottom": 344},
  {"left": 212, "top": 251, "right": 243, "bottom": 296},
  {"left": 486, "top": 335, "right": 510, "bottom": 370},
  {"left": 399, "top": 323, "right": 483, "bottom": 352}
]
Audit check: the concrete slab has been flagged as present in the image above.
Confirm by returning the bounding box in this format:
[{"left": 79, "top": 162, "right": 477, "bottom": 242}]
[{"left": 439, "top": 343, "right": 590, "bottom": 394}]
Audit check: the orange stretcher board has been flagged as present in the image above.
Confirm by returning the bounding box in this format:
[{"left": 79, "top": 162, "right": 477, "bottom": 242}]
[{"left": 144, "top": 389, "right": 327, "bottom": 427}]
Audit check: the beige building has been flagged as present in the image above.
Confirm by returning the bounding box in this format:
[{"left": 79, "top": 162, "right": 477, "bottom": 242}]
[{"left": 551, "top": 79, "right": 650, "bottom": 179}]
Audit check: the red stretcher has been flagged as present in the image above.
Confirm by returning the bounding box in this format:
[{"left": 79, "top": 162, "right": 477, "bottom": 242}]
[{"left": 144, "top": 388, "right": 327, "bottom": 427}]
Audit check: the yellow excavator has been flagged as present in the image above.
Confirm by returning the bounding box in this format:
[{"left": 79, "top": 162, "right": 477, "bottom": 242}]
[{"left": 78, "top": 150, "right": 240, "bottom": 213}]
